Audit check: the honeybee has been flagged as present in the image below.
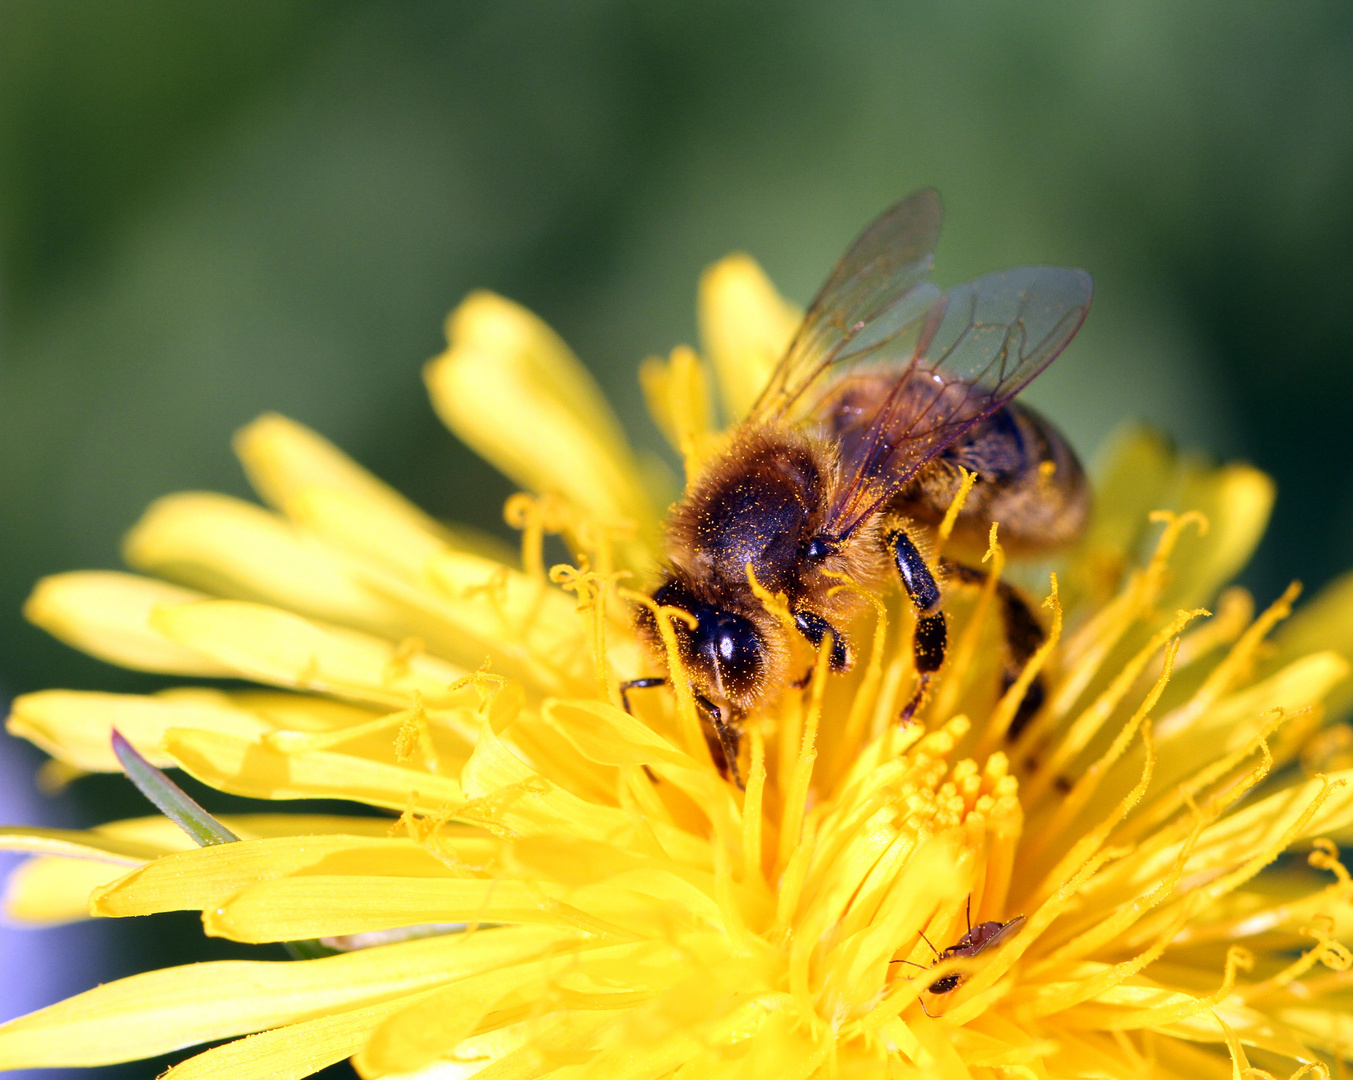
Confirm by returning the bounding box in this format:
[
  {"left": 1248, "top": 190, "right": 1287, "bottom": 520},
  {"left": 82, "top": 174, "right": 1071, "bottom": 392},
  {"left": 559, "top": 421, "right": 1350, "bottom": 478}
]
[{"left": 627, "top": 189, "right": 1091, "bottom": 778}]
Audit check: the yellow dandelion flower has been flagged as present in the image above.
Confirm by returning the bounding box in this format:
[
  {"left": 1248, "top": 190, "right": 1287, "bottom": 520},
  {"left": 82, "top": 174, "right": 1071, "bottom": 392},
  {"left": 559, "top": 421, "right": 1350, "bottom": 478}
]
[{"left": 3, "top": 229, "right": 1353, "bottom": 1080}]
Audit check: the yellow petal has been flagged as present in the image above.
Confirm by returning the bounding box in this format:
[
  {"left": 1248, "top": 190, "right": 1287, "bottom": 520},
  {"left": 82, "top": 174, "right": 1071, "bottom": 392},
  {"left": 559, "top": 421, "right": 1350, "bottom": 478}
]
[
  {"left": 639, "top": 346, "right": 718, "bottom": 479},
  {"left": 164, "top": 728, "right": 463, "bottom": 812},
  {"left": 234, "top": 413, "right": 453, "bottom": 546},
  {"left": 697, "top": 254, "right": 800, "bottom": 424},
  {"left": 215, "top": 689, "right": 384, "bottom": 734},
  {"left": 458, "top": 724, "right": 703, "bottom": 861},
  {"left": 1065, "top": 427, "right": 1177, "bottom": 611},
  {"left": 1151, "top": 652, "right": 1350, "bottom": 794},
  {"left": 1, "top": 813, "right": 430, "bottom": 927},
  {"left": 355, "top": 941, "right": 652, "bottom": 1076},
  {"left": 149, "top": 601, "right": 465, "bottom": 709},
  {"left": 92, "top": 835, "right": 467, "bottom": 918},
  {"left": 124, "top": 492, "right": 403, "bottom": 635},
  {"left": 422, "top": 551, "right": 591, "bottom": 693},
  {"left": 203, "top": 875, "right": 648, "bottom": 943},
  {"left": 0, "top": 925, "right": 564, "bottom": 1071},
  {"left": 543, "top": 699, "right": 696, "bottom": 771},
  {"left": 6, "top": 689, "right": 272, "bottom": 772},
  {"left": 1066, "top": 429, "right": 1274, "bottom": 615},
  {"left": 0, "top": 825, "right": 163, "bottom": 862},
  {"left": 1092, "top": 770, "right": 1353, "bottom": 905},
  {"left": 1271, "top": 566, "right": 1353, "bottom": 720},
  {"left": 281, "top": 489, "right": 589, "bottom": 688},
  {"left": 1161, "top": 462, "right": 1275, "bottom": 612},
  {"left": 163, "top": 996, "right": 422, "bottom": 1080},
  {"left": 284, "top": 484, "right": 455, "bottom": 586},
  {"left": 1272, "top": 1004, "right": 1353, "bottom": 1062},
  {"left": 425, "top": 291, "right": 654, "bottom": 534},
  {"left": 23, "top": 572, "right": 231, "bottom": 676},
  {"left": 5, "top": 856, "right": 137, "bottom": 925}
]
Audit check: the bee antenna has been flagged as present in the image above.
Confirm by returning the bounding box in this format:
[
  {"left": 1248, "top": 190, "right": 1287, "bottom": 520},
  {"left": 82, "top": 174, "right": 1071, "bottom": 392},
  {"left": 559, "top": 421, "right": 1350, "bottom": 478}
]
[
  {"left": 888, "top": 958, "right": 928, "bottom": 970},
  {"left": 918, "top": 931, "right": 940, "bottom": 960},
  {"left": 965, "top": 894, "right": 972, "bottom": 932}
]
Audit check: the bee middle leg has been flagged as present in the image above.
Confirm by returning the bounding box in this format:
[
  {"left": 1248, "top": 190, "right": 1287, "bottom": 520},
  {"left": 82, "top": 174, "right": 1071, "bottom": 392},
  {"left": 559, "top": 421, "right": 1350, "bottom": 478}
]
[
  {"left": 888, "top": 527, "right": 948, "bottom": 723},
  {"left": 940, "top": 558, "right": 1046, "bottom": 739}
]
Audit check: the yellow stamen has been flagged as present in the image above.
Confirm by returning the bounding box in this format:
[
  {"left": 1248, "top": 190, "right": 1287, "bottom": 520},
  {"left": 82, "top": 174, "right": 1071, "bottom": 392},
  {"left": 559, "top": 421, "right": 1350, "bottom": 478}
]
[
  {"left": 619, "top": 588, "right": 708, "bottom": 768},
  {"left": 777, "top": 635, "right": 831, "bottom": 878},
  {"left": 742, "top": 727, "right": 767, "bottom": 886},
  {"left": 1156, "top": 581, "right": 1301, "bottom": 740},
  {"left": 935, "top": 466, "right": 978, "bottom": 555},
  {"left": 1023, "top": 604, "right": 1201, "bottom": 802},
  {"left": 979, "top": 575, "right": 1062, "bottom": 755},
  {"left": 1025, "top": 632, "right": 1179, "bottom": 868},
  {"left": 930, "top": 540, "right": 1003, "bottom": 725}
]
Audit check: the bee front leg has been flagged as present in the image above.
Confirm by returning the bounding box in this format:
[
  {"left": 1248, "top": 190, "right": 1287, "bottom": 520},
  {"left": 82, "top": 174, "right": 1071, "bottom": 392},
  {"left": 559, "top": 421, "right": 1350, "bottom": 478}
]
[
  {"left": 889, "top": 527, "right": 947, "bottom": 723},
  {"left": 792, "top": 609, "right": 852, "bottom": 672},
  {"left": 619, "top": 676, "right": 667, "bottom": 715}
]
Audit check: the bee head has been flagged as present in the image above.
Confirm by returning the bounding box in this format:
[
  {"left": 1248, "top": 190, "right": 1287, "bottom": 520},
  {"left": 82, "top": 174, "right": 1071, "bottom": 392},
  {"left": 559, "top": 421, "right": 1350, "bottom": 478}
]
[{"left": 641, "top": 578, "right": 768, "bottom": 706}]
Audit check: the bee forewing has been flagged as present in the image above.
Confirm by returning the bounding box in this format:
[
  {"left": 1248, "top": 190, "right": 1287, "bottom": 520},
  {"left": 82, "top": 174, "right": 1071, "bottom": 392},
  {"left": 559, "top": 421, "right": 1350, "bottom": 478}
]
[
  {"left": 750, "top": 188, "right": 944, "bottom": 421},
  {"left": 922, "top": 268, "right": 1093, "bottom": 391},
  {"left": 824, "top": 266, "right": 1092, "bottom": 539}
]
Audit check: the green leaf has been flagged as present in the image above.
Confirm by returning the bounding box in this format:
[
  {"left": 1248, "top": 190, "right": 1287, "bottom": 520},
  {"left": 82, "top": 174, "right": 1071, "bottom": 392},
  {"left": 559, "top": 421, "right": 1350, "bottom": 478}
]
[
  {"left": 110, "top": 728, "right": 238, "bottom": 846},
  {"left": 110, "top": 729, "right": 340, "bottom": 961}
]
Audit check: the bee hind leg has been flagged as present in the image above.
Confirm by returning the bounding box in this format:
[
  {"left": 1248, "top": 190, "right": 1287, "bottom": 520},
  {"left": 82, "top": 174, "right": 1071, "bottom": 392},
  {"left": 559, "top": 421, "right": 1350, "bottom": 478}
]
[
  {"left": 940, "top": 558, "right": 1046, "bottom": 739},
  {"left": 888, "top": 527, "right": 947, "bottom": 724}
]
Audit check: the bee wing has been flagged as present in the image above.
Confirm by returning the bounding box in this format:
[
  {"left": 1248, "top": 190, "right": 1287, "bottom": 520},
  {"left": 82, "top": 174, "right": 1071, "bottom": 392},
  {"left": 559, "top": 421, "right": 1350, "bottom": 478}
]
[
  {"left": 821, "top": 265, "right": 1093, "bottom": 539},
  {"left": 749, "top": 188, "right": 946, "bottom": 421}
]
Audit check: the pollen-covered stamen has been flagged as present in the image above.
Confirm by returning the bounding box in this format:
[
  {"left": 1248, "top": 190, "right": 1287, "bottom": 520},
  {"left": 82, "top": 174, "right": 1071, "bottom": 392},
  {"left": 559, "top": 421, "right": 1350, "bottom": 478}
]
[
  {"left": 979, "top": 573, "right": 1062, "bottom": 756},
  {"left": 773, "top": 707, "right": 1032, "bottom": 1023},
  {"left": 619, "top": 587, "right": 710, "bottom": 767},
  {"left": 818, "top": 569, "right": 889, "bottom": 784},
  {"left": 504, "top": 491, "right": 570, "bottom": 581},
  {"left": 1043, "top": 511, "right": 1209, "bottom": 729},
  {"left": 550, "top": 559, "right": 629, "bottom": 706}
]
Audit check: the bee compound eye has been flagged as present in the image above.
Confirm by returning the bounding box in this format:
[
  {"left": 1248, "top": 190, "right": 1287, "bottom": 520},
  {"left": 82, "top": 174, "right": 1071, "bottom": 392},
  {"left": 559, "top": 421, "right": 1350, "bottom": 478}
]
[{"left": 698, "top": 610, "right": 763, "bottom": 697}]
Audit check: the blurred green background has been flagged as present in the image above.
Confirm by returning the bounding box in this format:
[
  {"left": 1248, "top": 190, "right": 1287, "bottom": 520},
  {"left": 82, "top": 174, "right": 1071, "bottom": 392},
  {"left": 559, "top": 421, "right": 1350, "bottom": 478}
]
[{"left": 1, "top": 2, "right": 1351, "bottom": 1076}]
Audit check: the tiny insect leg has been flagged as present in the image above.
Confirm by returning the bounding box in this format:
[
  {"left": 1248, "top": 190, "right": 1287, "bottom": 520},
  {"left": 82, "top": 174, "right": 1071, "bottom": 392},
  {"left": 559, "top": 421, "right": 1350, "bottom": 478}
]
[
  {"left": 940, "top": 558, "right": 1046, "bottom": 739},
  {"left": 888, "top": 527, "right": 947, "bottom": 723}
]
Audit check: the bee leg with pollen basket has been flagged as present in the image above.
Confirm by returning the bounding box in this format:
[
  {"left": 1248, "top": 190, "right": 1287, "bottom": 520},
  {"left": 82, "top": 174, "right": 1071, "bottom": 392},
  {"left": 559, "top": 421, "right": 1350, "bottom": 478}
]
[{"left": 888, "top": 525, "right": 947, "bottom": 723}]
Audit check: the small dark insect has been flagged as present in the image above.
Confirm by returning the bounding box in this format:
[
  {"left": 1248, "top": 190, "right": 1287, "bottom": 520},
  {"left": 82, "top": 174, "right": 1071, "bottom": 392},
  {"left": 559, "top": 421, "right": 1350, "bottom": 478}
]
[
  {"left": 892, "top": 898, "right": 1028, "bottom": 1016},
  {"left": 625, "top": 189, "right": 1092, "bottom": 781}
]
